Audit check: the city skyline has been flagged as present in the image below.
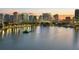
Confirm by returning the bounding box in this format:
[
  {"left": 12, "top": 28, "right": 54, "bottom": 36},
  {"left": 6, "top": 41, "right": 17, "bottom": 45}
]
[
  {"left": 0, "top": 8, "right": 75, "bottom": 20},
  {"left": 0, "top": 8, "right": 79, "bottom": 50}
]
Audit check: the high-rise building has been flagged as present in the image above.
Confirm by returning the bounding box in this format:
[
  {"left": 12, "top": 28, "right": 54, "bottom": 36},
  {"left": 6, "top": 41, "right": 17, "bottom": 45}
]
[
  {"left": 4, "top": 14, "right": 10, "bottom": 23},
  {"left": 53, "top": 14, "right": 59, "bottom": 23},
  {"left": 0, "top": 13, "right": 4, "bottom": 23},
  {"left": 53, "top": 14, "right": 59, "bottom": 20},
  {"left": 18, "top": 14, "right": 23, "bottom": 23},
  {"left": 13, "top": 12, "right": 18, "bottom": 24},
  {"left": 18, "top": 13, "right": 29, "bottom": 23},
  {"left": 75, "top": 9, "right": 79, "bottom": 20},
  {"left": 0, "top": 13, "right": 4, "bottom": 27},
  {"left": 23, "top": 13, "right": 29, "bottom": 22},
  {"left": 39, "top": 15, "right": 43, "bottom": 19},
  {"left": 39, "top": 15, "right": 43, "bottom": 22},
  {"left": 10, "top": 15, "right": 15, "bottom": 23},
  {"left": 42, "top": 13, "right": 52, "bottom": 21},
  {"left": 29, "top": 15, "right": 37, "bottom": 23},
  {"left": 29, "top": 15, "right": 34, "bottom": 23}
]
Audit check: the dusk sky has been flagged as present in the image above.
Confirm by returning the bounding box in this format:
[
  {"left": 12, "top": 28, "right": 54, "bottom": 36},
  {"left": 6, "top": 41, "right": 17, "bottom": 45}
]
[
  {"left": 0, "top": 8, "right": 75, "bottom": 19},
  {"left": 0, "top": 8, "right": 75, "bottom": 15}
]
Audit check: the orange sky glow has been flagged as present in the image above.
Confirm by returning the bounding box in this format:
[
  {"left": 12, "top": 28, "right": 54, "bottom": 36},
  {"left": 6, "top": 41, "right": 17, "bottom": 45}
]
[{"left": 0, "top": 8, "right": 75, "bottom": 19}]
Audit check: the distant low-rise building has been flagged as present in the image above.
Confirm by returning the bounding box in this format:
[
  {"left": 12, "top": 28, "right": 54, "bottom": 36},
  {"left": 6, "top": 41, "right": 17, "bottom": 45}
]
[{"left": 65, "top": 17, "right": 71, "bottom": 20}]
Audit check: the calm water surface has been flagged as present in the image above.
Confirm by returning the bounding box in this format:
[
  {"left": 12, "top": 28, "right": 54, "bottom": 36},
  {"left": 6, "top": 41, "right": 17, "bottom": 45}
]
[{"left": 0, "top": 26, "right": 79, "bottom": 50}]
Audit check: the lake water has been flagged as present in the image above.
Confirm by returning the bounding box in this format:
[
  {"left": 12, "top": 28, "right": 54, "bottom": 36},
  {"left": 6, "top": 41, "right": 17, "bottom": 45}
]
[{"left": 0, "top": 26, "right": 79, "bottom": 50}]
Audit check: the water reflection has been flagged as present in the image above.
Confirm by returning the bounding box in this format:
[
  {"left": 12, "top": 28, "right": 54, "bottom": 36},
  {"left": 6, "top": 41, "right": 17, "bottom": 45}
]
[
  {"left": 0, "top": 30, "right": 6, "bottom": 39},
  {"left": 0, "top": 25, "right": 79, "bottom": 49},
  {"left": 73, "top": 29, "right": 79, "bottom": 49},
  {"left": 11, "top": 28, "right": 20, "bottom": 40}
]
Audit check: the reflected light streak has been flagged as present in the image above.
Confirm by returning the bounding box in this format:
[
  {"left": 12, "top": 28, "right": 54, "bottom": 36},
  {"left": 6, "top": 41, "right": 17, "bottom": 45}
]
[
  {"left": 2, "top": 30, "right": 5, "bottom": 38},
  {"left": 36, "top": 26, "right": 40, "bottom": 34}
]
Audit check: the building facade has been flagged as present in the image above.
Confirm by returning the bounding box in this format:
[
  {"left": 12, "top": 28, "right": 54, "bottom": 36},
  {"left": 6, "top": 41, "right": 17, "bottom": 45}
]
[
  {"left": 29, "top": 15, "right": 37, "bottom": 23},
  {"left": 42, "top": 13, "right": 52, "bottom": 21},
  {"left": 75, "top": 9, "right": 79, "bottom": 20}
]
